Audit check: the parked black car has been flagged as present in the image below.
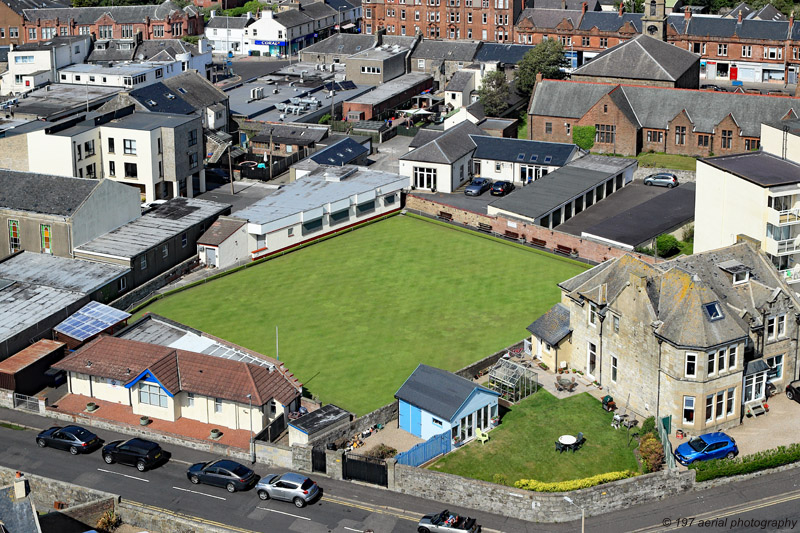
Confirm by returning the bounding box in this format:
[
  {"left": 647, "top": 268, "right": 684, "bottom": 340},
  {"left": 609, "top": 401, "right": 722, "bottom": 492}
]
[
  {"left": 36, "top": 425, "right": 102, "bottom": 455},
  {"left": 700, "top": 84, "right": 727, "bottom": 92},
  {"left": 187, "top": 459, "right": 258, "bottom": 493},
  {"left": 490, "top": 181, "right": 514, "bottom": 196},
  {"left": 102, "top": 438, "right": 167, "bottom": 471},
  {"left": 786, "top": 380, "right": 800, "bottom": 403}
]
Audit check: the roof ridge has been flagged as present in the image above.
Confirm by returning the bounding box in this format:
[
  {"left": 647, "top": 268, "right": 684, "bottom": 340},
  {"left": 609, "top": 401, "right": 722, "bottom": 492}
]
[{"left": 635, "top": 38, "right": 675, "bottom": 81}]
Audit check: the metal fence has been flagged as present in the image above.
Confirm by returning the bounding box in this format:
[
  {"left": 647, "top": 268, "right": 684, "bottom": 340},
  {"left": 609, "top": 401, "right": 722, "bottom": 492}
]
[
  {"left": 342, "top": 452, "right": 388, "bottom": 486},
  {"left": 659, "top": 415, "right": 676, "bottom": 470},
  {"left": 254, "top": 415, "right": 287, "bottom": 443},
  {"left": 13, "top": 393, "right": 39, "bottom": 413},
  {"left": 395, "top": 431, "right": 451, "bottom": 467}
]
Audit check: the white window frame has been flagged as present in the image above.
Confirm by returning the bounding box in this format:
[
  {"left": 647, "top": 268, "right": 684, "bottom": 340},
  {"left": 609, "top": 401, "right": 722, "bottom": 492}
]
[
  {"left": 726, "top": 387, "right": 735, "bottom": 415},
  {"left": 716, "top": 390, "right": 725, "bottom": 420},
  {"left": 705, "top": 394, "right": 714, "bottom": 423},
  {"left": 733, "top": 271, "right": 749, "bottom": 284},
  {"left": 611, "top": 355, "right": 618, "bottom": 383},
  {"left": 777, "top": 314, "right": 786, "bottom": 338},
  {"left": 717, "top": 348, "right": 726, "bottom": 375},
  {"left": 766, "top": 354, "right": 784, "bottom": 382},
  {"left": 683, "top": 396, "right": 695, "bottom": 424},
  {"left": 707, "top": 352, "right": 715, "bottom": 376},
  {"left": 214, "top": 398, "right": 223, "bottom": 413},
  {"left": 685, "top": 352, "right": 697, "bottom": 378},
  {"left": 588, "top": 303, "right": 598, "bottom": 328},
  {"left": 728, "top": 344, "right": 737, "bottom": 370},
  {"left": 767, "top": 316, "right": 776, "bottom": 340},
  {"left": 187, "top": 392, "right": 195, "bottom": 407}
]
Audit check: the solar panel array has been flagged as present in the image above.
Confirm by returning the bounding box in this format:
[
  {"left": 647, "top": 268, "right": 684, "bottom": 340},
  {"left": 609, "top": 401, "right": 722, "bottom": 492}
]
[
  {"left": 201, "top": 343, "right": 274, "bottom": 369},
  {"left": 54, "top": 301, "right": 131, "bottom": 342}
]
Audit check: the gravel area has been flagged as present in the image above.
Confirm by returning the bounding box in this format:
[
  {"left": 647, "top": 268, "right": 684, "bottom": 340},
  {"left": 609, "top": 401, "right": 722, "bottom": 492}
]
[{"left": 356, "top": 418, "right": 425, "bottom": 455}]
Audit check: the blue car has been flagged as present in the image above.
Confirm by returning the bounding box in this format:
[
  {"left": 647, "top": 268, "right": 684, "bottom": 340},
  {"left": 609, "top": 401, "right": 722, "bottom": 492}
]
[
  {"left": 674, "top": 432, "right": 738, "bottom": 466},
  {"left": 465, "top": 178, "right": 492, "bottom": 197}
]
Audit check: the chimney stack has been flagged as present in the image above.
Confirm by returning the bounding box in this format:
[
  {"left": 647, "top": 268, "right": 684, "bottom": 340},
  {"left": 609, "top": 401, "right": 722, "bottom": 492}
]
[
  {"left": 14, "top": 472, "right": 28, "bottom": 500},
  {"left": 684, "top": 8, "right": 691, "bottom": 20},
  {"left": 582, "top": 2, "right": 587, "bottom": 15},
  {"left": 737, "top": 10, "right": 742, "bottom": 23},
  {"left": 618, "top": 2, "right": 624, "bottom": 16},
  {"left": 561, "top": 0, "right": 566, "bottom": 9},
  {"left": 210, "top": 9, "right": 216, "bottom": 18}
]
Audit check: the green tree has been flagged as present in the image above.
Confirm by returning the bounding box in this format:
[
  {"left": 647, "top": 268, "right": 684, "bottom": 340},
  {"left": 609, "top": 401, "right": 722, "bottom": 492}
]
[
  {"left": 572, "top": 126, "right": 595, "bottom": 151},
  {"left": 656, "top": 234, "right": 680, "bottom": 257},
  {"left": 477, "top": 71, "right": 510, "bottom": 117},
  {"left": 515, "top": 40, "right": 569, "bottom": 100}
]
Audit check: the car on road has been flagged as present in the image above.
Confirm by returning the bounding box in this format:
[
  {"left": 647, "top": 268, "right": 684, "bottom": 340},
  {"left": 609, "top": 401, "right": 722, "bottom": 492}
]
[
  {"left": 786, "top": 380, "right": 800, "bottom": 403},
  {"left": 256, "top": 472, "right": 321, "bottom": 508},
  {"left": 700, "top": 84, "right": 727, "bottom": 92},
  {"left": 643, "top": 172, "right": 679, "bottom": 188},
  {"left": 36, "top": 425, "right": 102, "bottom": 455},
  {"left": 186, "top": 459, "right": 257, "bottom": 493},
  {"left": 490, "top": 181, "right": 514, "bottom": 196},
  {"left": 102, "top": 438, "right": 167, "bottom": 472},
  {"left": 674, "top": 432, "right": 738, "bottom": 466},
  {"left": 464, "top": 178, "right": 492, "bottom": 197},
  {"left": 418, "top": 509, "right": 482, "bottom": 533}
]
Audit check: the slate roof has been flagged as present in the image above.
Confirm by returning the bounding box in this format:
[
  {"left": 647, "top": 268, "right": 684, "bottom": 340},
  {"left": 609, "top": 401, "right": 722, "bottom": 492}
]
[
  {"left": 529, "top": 80, "right": 800, "bottom": 137},
  {"left": 324, "top": 0, "right": 356, "bottom": 11},
  {"left": 309, "top": 137, "right": 367, "bottom": 166},
  {"left": 0, "top": 486, "right": 39, "bottom": 533},
  {"left": 735, "top": 18, "right": 789, "bottom": 40},
  {"left": 0, "top": 171, "right": 99, "bottom": 217},
  {"left": 87, "top": 40, "right": 137, "bottom": 63},
  {"left": 0, "top": 252, "right": 128, "bottom": 294},
  {"left": 531, "top": 0, "right": 600, "bottom": 9},
  {"left": 395, "top": 364, "right": 499, "bottom": 422},
  {"left": 161, "top": 71, "right": 227, "bottom": 111},
  {"left": 126, "top": 83, "right": 197, "bottom": 115},
  {"left": 578, "top": 11, "right": 643, "bottom": 32},
  {"left": 400, "top": 120, "right": 483, "bottom": 164},
  {"left": 517, "top": 8, "right": 584, "bottom": 29},
  {"left": 301, "top": 1, "right": 337, "bottom": 20},
  {"left": 752, "top": 4, "right": 786, "bottom": 22},
  {"left": 13, "top": 36, "right": 88, "bottom": 52},
  {"left": 197, "top": 217, "right": 246, "bottom": 246},
  {"left": 474, "top": 43, "right": 535, "bottom": 64},
  {"left": 251, "top": 123, "right": 328, "bottom": 146},
  {"left": 1, "top": 0, "right": 68, "bottom": 16},
  {"left": 206, "top": 15, "right": 253, "bottom": 29},
  {"left": 301, "top": 33, "right": 375, "bottom": 55},
  {"left": 572, "top": 35, "right": 699, "bottom": 82},
  {"left": 700, "top": 151, "right": 800, "bottom": 187},
  {"left": 444, "top": 70, "right": 474, "bottom": 92},
  {"left": 469, "top": 135, "right": 579, "bottom": 166},
  {"left": 56, "top": 335, "right": 300, "bottom": 406},
  {"left": 23, "top": 0, "right": 193, "bottom": 24},
  {"left": 410, "top": 40, "right": 481, "bottom": 62},
  {"left": 290, "top": 404, "right": 350, "bottom": 434},
  {"left": 135, "top": 39, "right": 202, "bottom": 61},
  {"left": 274, "top": 8, "right": 313, "bottom": 28},
  {"left": 527, "top": 302, "right": 571, "bottom": 346},
  {"left": 560, "top": 243, "right": 798, "bottom": 349},
  {"left": 408, "top": 128, "right": 443, "bottom": 149}
]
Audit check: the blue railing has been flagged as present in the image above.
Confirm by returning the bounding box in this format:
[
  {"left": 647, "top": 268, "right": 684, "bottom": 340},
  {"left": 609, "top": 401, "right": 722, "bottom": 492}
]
[{"left": 395, "top": 431, "right": 451, "bottom": 467}]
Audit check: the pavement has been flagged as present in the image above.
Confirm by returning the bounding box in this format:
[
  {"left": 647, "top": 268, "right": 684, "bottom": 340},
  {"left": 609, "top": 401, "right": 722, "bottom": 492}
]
[{"left": 725, "top": 393, "right": 800, "bottom": 457}]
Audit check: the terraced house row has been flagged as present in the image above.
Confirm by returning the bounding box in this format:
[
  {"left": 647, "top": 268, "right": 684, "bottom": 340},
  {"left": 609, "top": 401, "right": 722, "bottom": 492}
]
[{"left": 366, "top": 0, "right": 800, "bottom": 84}]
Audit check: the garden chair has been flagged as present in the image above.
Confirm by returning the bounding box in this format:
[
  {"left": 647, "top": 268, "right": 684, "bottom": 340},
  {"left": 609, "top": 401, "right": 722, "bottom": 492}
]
[
  {"left": 554, "top": 379, "right": 565, "bottom": 392},
  {"left": 573, "top": 432, "right": 585, "bottom": 452},
  {"left": 555, "top": 441, "right": 565, "bottom": 453},
  {"left": 476, "top": 428, "right": 489, "bottom": 444},
  {"left": 568, "top": 378, "right": 579, "bottom": 392}
]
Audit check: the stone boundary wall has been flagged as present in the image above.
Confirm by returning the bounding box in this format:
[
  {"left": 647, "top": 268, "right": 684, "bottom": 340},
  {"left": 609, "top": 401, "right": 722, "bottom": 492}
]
[
  {"left": 634, "top": 167, "right": 696, "bottom": 183},
  {"left": 405, "top": 195, "right": 659, "bottom": 265},
  {"left": 454, "top": 340, "right": 525, "bottom": 380},
  {"left": 112, "top": 255, "right": 200, "bottom": 311},
  {"left": 390, "top": 462, "right": 696, "bottom": 523},
  {"left": 0, "top": 389, "right": 12, "bottom": 409},
  {"left": 119, "top": 501, "right": 241, "bottom": 533},
  {"left": 308, "top": 401, "right": 399, "bottom": 448},
  {"left": 57, "top": 498, "right": 116, "bottom": 527}
]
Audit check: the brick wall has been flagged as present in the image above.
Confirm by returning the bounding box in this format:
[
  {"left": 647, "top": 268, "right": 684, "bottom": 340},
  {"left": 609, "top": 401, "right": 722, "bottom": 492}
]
[
  {"left": 119, "top": 501, "right": 241, "bottom": 533},
  {"left": 576, "top": 92, "right": 640, "bottom": 156},
  {"left": 404, "top": 196, "right": 659, "bottom": 265},
  {"left": 308, "top": 401, "right": 399, "bottom": 448}
]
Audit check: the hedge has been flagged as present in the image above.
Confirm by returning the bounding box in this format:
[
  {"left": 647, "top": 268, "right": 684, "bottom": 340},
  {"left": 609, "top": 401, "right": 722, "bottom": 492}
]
[
  {"left": 690, "top": 442, "right": 800, "bottom": 482},
  {"left": 513, "top": 471, "right": 638, "bottom": 492}
]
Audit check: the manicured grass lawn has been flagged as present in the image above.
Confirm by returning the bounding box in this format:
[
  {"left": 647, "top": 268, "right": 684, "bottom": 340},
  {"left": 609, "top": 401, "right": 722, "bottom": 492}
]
[
  {"left": 637, "top": 153, "right": 697, "bottom": 171},
  {"left": 429, "top": 390, "right": 639, "bottom": 484},
  {"left": 135, "top": 216, "right": 587, "bottom": 415}
]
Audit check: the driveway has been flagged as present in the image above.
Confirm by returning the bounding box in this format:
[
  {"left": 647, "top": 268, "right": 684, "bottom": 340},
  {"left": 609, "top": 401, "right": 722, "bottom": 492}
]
[{"left": 725, "top": 393, "right": 800, "bottom": 456}]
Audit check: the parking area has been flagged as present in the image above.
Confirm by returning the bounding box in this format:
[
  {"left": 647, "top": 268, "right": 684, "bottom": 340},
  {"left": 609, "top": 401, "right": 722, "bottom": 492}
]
[
  {"left": 412, "top": 186, "right": 517, "bottom": 215},
  {"left": 197, "top": 175, "right": 278, "bottom": 213},
  {"left": 725, "top": 393, "right": 800, "bottom": 456}
]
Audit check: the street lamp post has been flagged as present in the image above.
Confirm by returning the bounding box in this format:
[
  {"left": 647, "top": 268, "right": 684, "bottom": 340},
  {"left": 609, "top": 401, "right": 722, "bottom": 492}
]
[
  {"left": 563, "top": 496, "right": 584, "bottom": 533},
  {"left": 246, "top": 393, "right": 255, "bottom": 463}
]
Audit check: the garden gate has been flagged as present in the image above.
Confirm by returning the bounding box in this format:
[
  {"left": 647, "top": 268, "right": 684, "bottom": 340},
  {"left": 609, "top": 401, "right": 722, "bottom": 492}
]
[
  {"left": 311, "top": 446, "right": 327, "bottom": 473},
  {"left": 342, "top": 452, "right": 387, "bottom": 486}
]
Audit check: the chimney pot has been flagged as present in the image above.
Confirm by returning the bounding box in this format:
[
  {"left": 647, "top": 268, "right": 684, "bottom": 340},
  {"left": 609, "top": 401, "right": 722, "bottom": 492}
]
[
  {"left": 684, "top": 8, "right": 691, "bottom": 20},
  {"left": 737, "top": 10, "right": 742, "bottom": 23},
  {"left": 14, "top": 473, "right": 28, "bottom": 500},
  {"left": 618, "top": 2, "right": 623, "bottom": 16}
]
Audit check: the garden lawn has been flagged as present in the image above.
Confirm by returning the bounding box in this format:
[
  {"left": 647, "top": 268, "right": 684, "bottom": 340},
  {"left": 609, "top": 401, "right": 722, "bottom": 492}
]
[
  {"left": 429, "top": 390, "right": 639, "bottom": 484},
  {"left": 636, "top": 153, "right": 697, "bottom": 171},
  {"left": 135, "top": 215, "right": 587, "bottom": 415}
]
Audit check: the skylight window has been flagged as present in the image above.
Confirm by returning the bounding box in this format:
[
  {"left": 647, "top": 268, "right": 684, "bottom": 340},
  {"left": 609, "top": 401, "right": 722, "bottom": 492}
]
[
  {"left": 517, "top": 153, "right": 525, "bottom": 161},
  {"left": 544, "top": 156, "right": 552, "bottom": 163},
  {"left": 177, "top": 87, "right": 187, "bottom": 94},
  {"left": 530, "top": 154, "right": 538, "bottom": 162},
  {"left": 703, "top": 302, "right": 724, "bottom": 321}
]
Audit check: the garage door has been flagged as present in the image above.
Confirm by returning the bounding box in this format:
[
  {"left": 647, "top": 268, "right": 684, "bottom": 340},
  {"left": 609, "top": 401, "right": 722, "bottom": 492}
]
[{"left": 738, "top": 68, "right": 756, "bottom": 82}]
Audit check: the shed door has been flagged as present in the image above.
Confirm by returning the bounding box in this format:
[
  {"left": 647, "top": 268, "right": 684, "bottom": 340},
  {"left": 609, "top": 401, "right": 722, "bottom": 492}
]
[
  {"left": 399, "top": 401, "right": 409, "bottom": 433},
  {"left": 207, "top": 247, "right": 217, "bottom": 267},
  {"left": 409, "top": 405, "right": 422, "bottom": 437}
]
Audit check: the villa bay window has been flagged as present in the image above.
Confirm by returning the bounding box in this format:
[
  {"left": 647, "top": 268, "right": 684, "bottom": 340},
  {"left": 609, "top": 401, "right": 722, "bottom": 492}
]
[{"left": 139, "top": 382, "right": 168, "bottom": 408}]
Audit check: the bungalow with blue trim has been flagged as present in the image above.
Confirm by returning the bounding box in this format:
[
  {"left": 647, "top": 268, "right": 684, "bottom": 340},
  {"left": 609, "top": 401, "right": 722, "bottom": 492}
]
[
  {"left": 395, "top": 364, "right": 500, "bottom": 444},
  {"left": 53, "top": 335, "right": 302, "bottom": 433}
]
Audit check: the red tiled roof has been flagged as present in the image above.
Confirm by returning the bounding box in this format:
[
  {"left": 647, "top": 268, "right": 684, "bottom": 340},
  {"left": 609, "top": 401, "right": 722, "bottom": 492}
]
[
  {"left": 54, "top": 336, "right": 300, "bottom": 406},
  {"left": 0, "top": 339, "right": 65, "bottom": 374}
]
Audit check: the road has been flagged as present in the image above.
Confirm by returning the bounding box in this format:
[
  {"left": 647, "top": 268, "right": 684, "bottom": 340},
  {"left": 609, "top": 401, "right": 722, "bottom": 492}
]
[
  {"left": 0, "top": 411, "right": 543, "bottom": 533},
  {"left": 3, "top": 408, "right": 800, "bottom": 532}
]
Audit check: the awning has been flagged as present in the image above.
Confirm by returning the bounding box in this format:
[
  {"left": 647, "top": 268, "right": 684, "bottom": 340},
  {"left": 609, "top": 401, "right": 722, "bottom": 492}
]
[
  {"left": 744, "top": 359, "right": 770, "bottom": 376},
  {"left": 342, "top": 23, "right": 355, "bottom": 29}
]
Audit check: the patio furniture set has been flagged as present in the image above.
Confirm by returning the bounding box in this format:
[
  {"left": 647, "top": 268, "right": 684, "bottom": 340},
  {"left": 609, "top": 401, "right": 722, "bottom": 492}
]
[
  {"left": 555, "top": 432, "right": 586, "bottom": 453},
  {"left": 555, "top": 376, "right": 579, "bottom": 393}
]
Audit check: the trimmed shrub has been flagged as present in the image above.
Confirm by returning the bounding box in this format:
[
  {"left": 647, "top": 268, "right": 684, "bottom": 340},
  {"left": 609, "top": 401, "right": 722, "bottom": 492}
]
[
  {"left": 641, "top": 416, "right": 656, "bottom": 436},
  {"left": 365, "top": 444, "right": 397, "bottom": 459},
  {"left": 492, "top": 473, "right": 508, "bottom": 486},
  {"left": 572, "top": 126, "right": 596, "bottom": 151},
  {"left": 513, "top": 470, "right": 637, "bottom": 492},
  {"left": 656, "top": 234, "right": 680, "bottom": 257},
  {"left": 318, "top": 113, "right": 332, "bottom": 125},
  {"left": 690, "top": 442, "right": 800, "bottom": 482},
  {"left": 639, "top": 432, "right": 665, "bottom": 473}
]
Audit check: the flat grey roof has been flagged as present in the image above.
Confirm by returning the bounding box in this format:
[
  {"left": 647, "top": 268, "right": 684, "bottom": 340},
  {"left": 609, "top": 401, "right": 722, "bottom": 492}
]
[
  {"left": 490, "top": 156, "right": 636, "bottom": 221},
  {"left": 0, "top": 281, "right": 85, "bottom": 347},
  {"left": 0, "top": 252, "right": 128, "bottom": 293},
  {"left": 290, "top": 403, "right": 350, "bottom": 434},
  {"left": 237, "top": 166, "right": 406, "bottom": 226},
  {"left": 346, "top": 73, "right": 432, "bottom": 106},
  {"left": 60, "top": 62, "right": 165, "bottom": 75},
  {"left": 101, "top": 112, "right": 195, "bottom": 131},
  {"left": 349, "top": 46, "right": 407, "bottom": 60},
  {"left": 13, "top": 84, "right": 120, "bottom": 119},
  {"left": 701, "top": 151, "right": 800, "bottom": 187},
  {"left": 582, "top": 183, "right": 696, "bottom": 247},
  {"left": 75, "top": 197, "right": 230, "bottom": 260}
]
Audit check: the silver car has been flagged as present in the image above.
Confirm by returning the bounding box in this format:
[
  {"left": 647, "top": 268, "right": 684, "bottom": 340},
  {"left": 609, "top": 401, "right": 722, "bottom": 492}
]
[
  {"left": 643, "top": 172, "right": 678, "bottom": 188},
  {"left": 418, "top": 509, "right": 482, "bottom": 533},
  {"left": 256, "top": 472, "right": 320, "bottom": 508}
]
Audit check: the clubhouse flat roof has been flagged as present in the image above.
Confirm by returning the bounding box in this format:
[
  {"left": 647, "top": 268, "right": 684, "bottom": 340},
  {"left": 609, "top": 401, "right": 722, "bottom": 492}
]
[
  {"left": 0, "top": 252, "right": 128, "bottom": 293},
  {"left": 701, "top": 151, "right": 800, "bottom": 187},
  {"left": 346, "top": 73, "right": 432, "bottom": 106}
]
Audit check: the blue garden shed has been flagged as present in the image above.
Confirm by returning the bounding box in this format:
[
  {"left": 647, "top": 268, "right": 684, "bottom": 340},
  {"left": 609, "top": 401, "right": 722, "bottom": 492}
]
[{"left": 395, "top": 364, "right": 500, "bottom": 443}]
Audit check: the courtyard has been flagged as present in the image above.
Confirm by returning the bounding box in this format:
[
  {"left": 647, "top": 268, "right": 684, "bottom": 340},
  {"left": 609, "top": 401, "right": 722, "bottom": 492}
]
[
  {"left": 428, "top": 390, "right": 640, "bottom": 484},
  {"left": 136, "top": 215, "right": 587, "bottom": 415}
]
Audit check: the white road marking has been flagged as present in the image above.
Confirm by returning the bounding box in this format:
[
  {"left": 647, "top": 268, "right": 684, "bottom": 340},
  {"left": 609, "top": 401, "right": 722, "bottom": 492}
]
[
  {"left": 173, "top": 486, "right": 227, "bottom": 500},
  {"left": 344, "top": 528, "right": 363, "bottom": 532},
  {"left": 256, "top": 506, "right": 311, "bottom": 520},
  {"left": 97, "top": 468, "right": 149, "bottom": 482}
]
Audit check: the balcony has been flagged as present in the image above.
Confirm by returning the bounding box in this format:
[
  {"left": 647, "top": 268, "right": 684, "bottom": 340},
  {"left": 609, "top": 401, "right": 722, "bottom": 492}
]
[
  {"left": 778, "top": 268, "right": 800, "bottom": 284},
  {"left": 777, "top": 239, "right": 800, "bottom": 255}
]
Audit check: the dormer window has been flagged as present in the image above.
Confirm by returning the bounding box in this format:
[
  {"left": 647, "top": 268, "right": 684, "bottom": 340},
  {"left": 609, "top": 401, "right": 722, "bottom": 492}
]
[
  {"left": 703, "top": 302, "right": 723, "bottom": 321},
  {"left": 733, "top": 271, "right": 749, "bottom": 284}
]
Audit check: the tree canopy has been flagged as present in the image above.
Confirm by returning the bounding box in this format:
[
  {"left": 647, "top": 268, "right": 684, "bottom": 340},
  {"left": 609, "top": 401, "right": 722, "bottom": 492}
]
[
  {"left": 515, "top": 40, "right": 569, "bottom": 100},
  {"left": 477, "top": 71, "right": 510, "bottom": 118}
]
